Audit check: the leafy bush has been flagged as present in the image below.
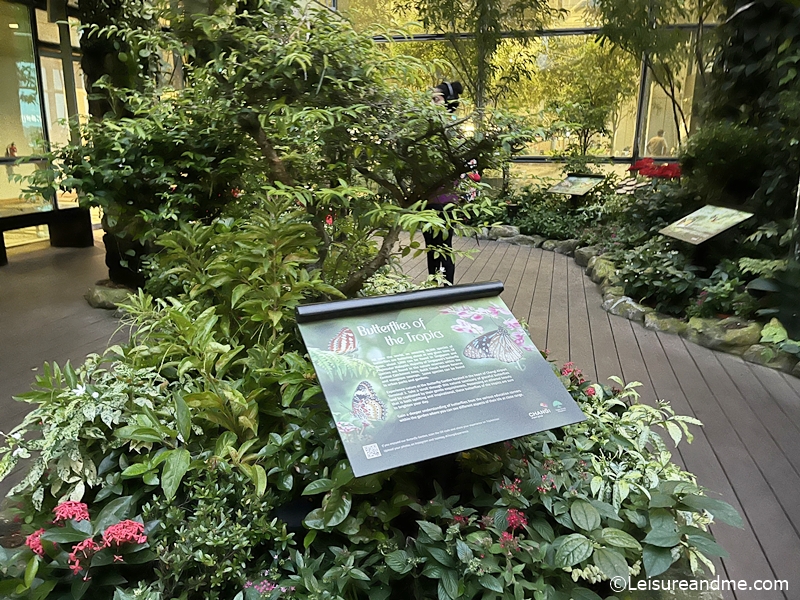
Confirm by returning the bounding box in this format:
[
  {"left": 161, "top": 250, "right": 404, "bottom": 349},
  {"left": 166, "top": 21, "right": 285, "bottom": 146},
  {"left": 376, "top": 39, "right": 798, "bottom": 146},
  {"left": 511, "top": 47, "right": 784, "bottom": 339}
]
[
  {"left": 686, "top": 261, "right": 757, "bottom": 320},
  {"left": 507, "top": 187, "right": 590, "bottom": 240},
  {"left": 0, "top": 190, "right": 741, "bottom": 598},
  {"left": 611, "top": 237, "right": 699, "bottom": 316}
]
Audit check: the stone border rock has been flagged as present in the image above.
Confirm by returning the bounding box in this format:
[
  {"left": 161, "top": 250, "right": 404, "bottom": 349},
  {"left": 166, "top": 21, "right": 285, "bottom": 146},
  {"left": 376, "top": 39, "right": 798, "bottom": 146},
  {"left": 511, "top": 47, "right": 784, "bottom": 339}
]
[{"left": 481, "top": 227, "right": 800, "bottom": 378}]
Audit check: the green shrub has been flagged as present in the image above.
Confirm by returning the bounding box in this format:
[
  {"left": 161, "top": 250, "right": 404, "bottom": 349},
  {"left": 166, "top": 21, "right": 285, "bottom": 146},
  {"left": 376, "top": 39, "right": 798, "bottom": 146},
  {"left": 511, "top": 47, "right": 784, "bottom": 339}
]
[
  {"left": 507, "top": 187, "right": 589, "bottom": 240},
  {"left": 612, "top": 237, "right": 699, "bottom": 316},
  {"left": 686, "top": 261, "right": 757, "bottom": 319}
]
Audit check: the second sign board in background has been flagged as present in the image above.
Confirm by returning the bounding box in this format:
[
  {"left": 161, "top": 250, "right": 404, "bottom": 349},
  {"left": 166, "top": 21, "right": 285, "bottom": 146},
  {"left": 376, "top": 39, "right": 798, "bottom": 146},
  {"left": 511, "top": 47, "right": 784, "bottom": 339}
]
[{"left": 297, "top": 282, "right": 585, "bottom": 477}]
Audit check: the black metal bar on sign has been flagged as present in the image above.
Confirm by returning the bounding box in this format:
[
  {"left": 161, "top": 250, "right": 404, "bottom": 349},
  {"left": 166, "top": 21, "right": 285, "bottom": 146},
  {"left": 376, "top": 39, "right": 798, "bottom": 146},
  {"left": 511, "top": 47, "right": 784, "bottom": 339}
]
[{"left": 296, "top": 281, "right": 505, "bottom": 324}]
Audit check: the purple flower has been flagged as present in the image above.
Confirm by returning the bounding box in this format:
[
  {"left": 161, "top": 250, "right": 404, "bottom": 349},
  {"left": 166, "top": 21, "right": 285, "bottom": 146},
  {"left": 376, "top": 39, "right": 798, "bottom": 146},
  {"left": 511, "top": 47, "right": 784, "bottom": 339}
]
[{"left": 453, "top": 319, "right": 484, "bottom": 334}]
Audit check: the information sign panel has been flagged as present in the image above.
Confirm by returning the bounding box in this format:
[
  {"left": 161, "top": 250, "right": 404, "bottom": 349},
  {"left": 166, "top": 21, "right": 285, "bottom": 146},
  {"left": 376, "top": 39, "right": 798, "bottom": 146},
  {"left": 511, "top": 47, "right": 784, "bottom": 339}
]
[
  {"left": 659, "top": 205, "right": 754, "bottom": 245},
  {"left": 547, "top": 173, "right": 604, "bottom": 196},
  {"left": 297, "top": 282, "right": 586, "bottom": 476}
]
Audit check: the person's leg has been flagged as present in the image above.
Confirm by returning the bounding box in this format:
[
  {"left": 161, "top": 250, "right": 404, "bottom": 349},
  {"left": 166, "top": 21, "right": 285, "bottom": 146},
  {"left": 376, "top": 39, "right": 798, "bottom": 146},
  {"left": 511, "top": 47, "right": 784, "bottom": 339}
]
[
  {"left": 440, "top": 229, "right": 455, "bottom": 284},
  {"left": 423, "top": 228, "right": 444, "bottom": 277}
]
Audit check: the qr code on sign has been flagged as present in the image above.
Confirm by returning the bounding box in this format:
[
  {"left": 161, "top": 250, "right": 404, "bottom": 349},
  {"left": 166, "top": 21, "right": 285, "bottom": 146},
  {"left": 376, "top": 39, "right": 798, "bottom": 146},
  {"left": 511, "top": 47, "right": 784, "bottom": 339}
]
[{"left": 362, "top": 444, "right": 381, "bottom": 459}]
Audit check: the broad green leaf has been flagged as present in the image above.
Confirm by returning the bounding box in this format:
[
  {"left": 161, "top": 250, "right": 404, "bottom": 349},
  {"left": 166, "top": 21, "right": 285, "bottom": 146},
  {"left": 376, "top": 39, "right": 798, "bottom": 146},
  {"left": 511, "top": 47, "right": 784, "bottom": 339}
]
[
  {"left": 303, "top": 508, "right": 325, "bottom": 530},
  {"left": 479, "top": 574, "right": 503, "bottom": 593},
  {"left": 571, "top": 499, "right": 601, "bottom": 532},
  {"left": 302, "top": 478, "right": 334, "bottom": 496},
  {"left": 455, "top": 539, "right": 473, "bottom": 562},
  {"left": 642, "top": 544, "right": 676, "bottom": 577},
  {"left": 601, "top": 528, "right": 641, "bottom": 550},
  {"left": 554, "top": 534, "right": 594, "bottom": 567},
  {"left": 440, "top": 568, "right": 459, "bottom": 599},
  {"left": 593, "top": 547, "right": 629, "bottom": 580},
  {"left": 643, "top": 528, "right": 681, "bottom": 547},
  {"left": 679, "top": 494, "right": 743, "bottom": 528},
  {"left": 386, "top": 550, "right": 412, "bottom": 574},
  {"left": 175, "top": 393, "right": 191, "bottom": 442},
  {"left": 251, "top": 465, "right": 267, "bottom": 497},
  {"left": 322, "top": 492, "right": 352, "bottom": 527},
  {"left": 24, "top": 555, "right": 38, "bottom": 589},
  {"left": 276, "top": 472, "right": 294, "bottom": 492},
  {"left": 687, "top": 534, "right": 729, "bottom": 558},
  {"left": 93, "top": 495, "right": 135, "bottom": 534},
  {"left": 417, "top": 520, "right": 444, "bottom": 541},
  {"left": 161, "top": 448, "right": 191, "bottom": 501},
  {"left": 428, "top": 547, "right": 456, "bottom": 568}
]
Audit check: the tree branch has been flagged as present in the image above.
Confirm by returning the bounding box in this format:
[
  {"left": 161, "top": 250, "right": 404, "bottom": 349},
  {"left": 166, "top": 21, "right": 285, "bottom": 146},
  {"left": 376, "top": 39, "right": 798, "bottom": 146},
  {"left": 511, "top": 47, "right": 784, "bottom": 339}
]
[
  {"left": 339, "top": 225, "right": 402, "bottom": 296},
  {"left": 237, "top": 110, "right": 295, "bottom": 186}
]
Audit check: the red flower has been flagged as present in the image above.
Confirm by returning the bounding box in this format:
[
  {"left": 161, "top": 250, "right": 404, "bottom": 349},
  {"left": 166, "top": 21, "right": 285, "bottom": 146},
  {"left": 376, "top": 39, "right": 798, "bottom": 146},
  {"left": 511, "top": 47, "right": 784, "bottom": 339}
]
[
  {"left": 68, "top": 537, "right": 102, "bottom": 575},
  {"left": 585, "top": 386, "right": 597, "bottom": 397},
  {"left": 499, "top": 531, "right": 519, "bottom": 552},
  {"left": 635, "top": 160, "right": 681, "bottom": 179},
  {"left": 506, "top": 509, "right": 527, "bottom": 531},
  {"left": 467, "top": 172, "right": 481, "bottom": 182},
  {"left": 628, "top": 158, "right": 654, "bottom": 172},
  {"left": 102, "top": 520, "right": 147, "bottom": 547},
  {"left": 53, "top": 501, "right": 90, "bottom": 524},
  {"left": 25, "top": 529, "right": 46, "bottom": 557}
]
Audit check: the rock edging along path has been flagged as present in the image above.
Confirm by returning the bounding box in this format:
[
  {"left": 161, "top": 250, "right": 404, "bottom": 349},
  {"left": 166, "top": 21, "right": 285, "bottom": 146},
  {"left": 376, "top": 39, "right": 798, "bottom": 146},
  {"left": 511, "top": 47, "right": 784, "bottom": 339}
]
[{"left": 482, "top": 226, "right": 800, "bottom": 379}]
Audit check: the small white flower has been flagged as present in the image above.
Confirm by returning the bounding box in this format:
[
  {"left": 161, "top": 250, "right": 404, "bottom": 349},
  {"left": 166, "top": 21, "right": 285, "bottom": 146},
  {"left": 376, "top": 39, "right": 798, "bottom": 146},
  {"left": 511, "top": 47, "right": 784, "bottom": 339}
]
[
  {"left": 72, "top": 384, "right": 87, "bottom": 396},
  {"left": 91, "top": 391, "right": 100, "bottom": 399}
]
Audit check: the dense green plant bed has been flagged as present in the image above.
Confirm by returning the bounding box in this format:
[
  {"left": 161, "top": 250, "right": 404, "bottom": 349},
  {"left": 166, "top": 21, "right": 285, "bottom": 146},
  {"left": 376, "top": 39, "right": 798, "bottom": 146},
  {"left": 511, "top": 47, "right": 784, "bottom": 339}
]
[
  {"left": 0, "top": 207, "right": 742, "bottom": 599},
  {"left": 502, "top": 171, "right": 796, "bottom": 321}
]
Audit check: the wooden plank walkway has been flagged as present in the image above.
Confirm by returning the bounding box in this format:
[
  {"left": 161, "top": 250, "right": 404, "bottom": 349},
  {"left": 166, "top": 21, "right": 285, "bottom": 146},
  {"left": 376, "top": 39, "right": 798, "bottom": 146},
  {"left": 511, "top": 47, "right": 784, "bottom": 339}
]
[
  {"left": 405, "top": 236, "right": 800, "bottom": 600},
  {"left": 1, "top": 236, "right": 799, "bottom": 599}
]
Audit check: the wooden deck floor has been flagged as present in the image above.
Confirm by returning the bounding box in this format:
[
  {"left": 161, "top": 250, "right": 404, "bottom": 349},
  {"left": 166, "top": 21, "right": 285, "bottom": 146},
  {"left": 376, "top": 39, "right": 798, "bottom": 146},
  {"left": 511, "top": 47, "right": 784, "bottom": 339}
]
[
  {"left": 404, "top": 236, "right": 800, "bottom": 600},
  {"left": 1, "top": 237, "right": 799, "bottom": 599}
]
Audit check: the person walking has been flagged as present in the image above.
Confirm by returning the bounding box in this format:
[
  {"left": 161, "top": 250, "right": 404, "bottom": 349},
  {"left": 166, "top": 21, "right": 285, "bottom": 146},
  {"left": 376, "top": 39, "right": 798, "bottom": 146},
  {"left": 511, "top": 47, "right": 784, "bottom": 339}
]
[{"left": 424, "top": 82, "right": 464, "bottom": 285}]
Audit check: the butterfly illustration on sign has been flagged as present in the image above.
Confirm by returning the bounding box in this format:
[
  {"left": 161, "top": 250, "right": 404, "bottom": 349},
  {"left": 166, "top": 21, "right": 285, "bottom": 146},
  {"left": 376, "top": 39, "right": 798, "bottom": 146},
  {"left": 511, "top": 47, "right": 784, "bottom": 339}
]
[
  {"left": 463, "top": 325, "right": 524, "bottom": 365},
  {"left": 328, "top": 327, "right": 357, "bottom": 354},
  {"left": 349, "top": 380, "right": 389, "bottom": 432}
]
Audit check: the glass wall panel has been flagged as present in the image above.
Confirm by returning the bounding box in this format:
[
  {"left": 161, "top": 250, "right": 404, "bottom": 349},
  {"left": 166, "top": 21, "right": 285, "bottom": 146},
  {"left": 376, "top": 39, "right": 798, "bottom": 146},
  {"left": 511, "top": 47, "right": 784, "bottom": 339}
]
[
  {"left": 1, "top": 161, "right": 54, "bottom": 217},
  {"left": 378, "top": 36, "right": 639, "bottom": 157},
  {"left": 337, "top": 0, "right": 423, "bottom": 33},
  {"left": 3, "top": 224, "right": 49, "bottom": 247},
  {"left": 547, "top": 0, "right": 602, "bottom": 28},
  {"left": 1, "top": 2, "right": 45, "bottom": 158},
  {"left": 40, "top": 56, "right": 88, "bottom": 147},
  {"left": 500, "top": 36, "right": 639, "bottom": 157},
  {"left": 508, "top": 161, "right": 630, "bottom": 188},
  {"left": 639, "top": 59, "right": 696, "bottom": 157},
  {"left": 36, "top": 10, "right": 81, "bottom": 48}
]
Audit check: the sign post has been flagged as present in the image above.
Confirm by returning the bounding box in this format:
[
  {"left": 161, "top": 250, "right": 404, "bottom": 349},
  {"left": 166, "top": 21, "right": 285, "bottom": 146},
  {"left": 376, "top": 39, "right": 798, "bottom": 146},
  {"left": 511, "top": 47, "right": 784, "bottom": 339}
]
[{"left": 297, "top": 282, "right": 586, "bottom": 477}]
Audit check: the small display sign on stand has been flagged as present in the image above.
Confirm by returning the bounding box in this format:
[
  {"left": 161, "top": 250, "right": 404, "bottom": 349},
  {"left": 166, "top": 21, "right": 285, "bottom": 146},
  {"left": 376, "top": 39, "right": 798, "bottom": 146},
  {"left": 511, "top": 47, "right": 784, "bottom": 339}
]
[
  {"left": 546, "top": 173, "right": 605, "bottom": 197},
  {"left": 659, "top": 205, "right": 754, "bottom": 245},
  {"left": 296, "top": 282, "right": 586, "bottom": 477}
]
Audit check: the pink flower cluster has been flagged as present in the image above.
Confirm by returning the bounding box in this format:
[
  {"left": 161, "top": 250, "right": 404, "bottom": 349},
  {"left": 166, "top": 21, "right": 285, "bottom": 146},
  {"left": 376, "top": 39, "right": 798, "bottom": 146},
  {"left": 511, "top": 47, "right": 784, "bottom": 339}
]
[
  {"left": 561, "top": 362, "right": 586, "bottom": 384},
  {"left": 25, "top": 529, "right": 45, "bottom": 557},
  {"left": 506, "top": 509, "right": 527, "bottom": 531},
  {"left": 537, "top": 473, "right": 557, "bottom": 494},
  {"left": 499, "top": 478, "right": 521, "bottom": 495},
  {"left": 102, "top": 520, "right": 147, "bottom": 547},
  {"left": 244, "top": 579, "right": 295, "bottom": 596},
  {"left": 499, "top": 531, "right": 520, "bottom": 552},
  {"left": 69, "top": 538, "right": 102, "bottom": 575},
  {"left": 26, "top": 500, "right": 149, "bottom": 576},
  {"left": 53, "top": 501, "right": 90, "bottom": 524}
]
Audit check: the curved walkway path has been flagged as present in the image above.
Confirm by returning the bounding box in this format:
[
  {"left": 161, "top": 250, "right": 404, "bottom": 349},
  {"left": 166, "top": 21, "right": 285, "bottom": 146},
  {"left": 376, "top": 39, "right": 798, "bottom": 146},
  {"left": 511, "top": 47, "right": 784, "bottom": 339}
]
[
  {"left": 403, "top": 236, "right": 800, "bottom": 600},
  {"left": 1, "top": 237, "right": 798, "bottom": 599}
]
